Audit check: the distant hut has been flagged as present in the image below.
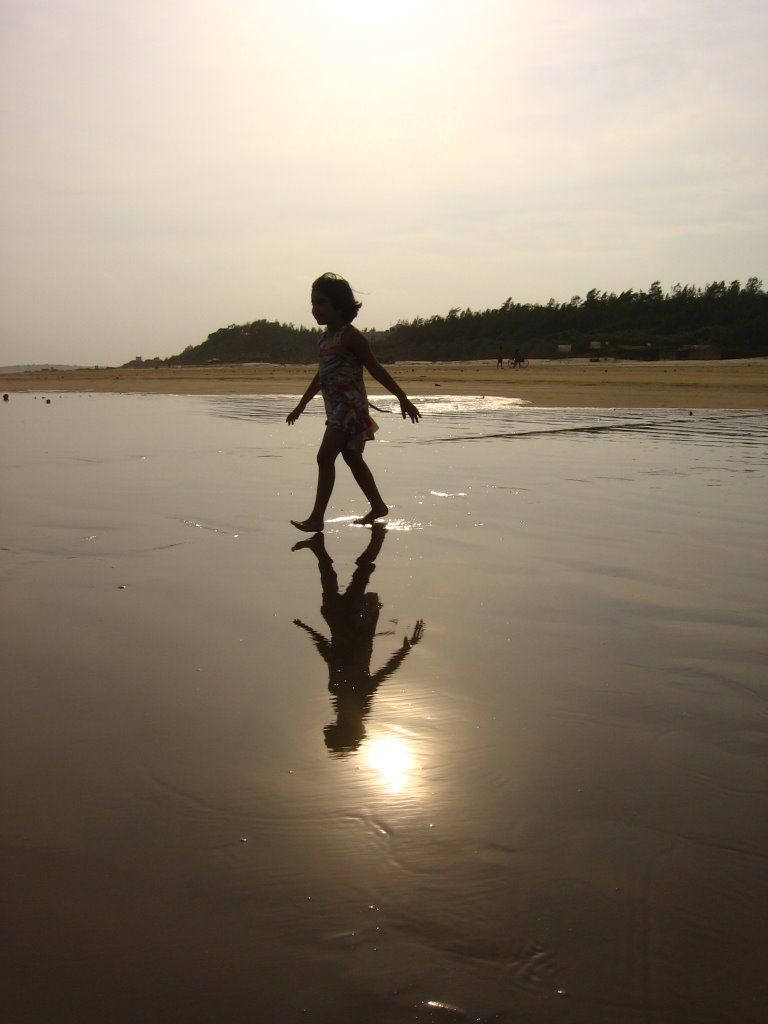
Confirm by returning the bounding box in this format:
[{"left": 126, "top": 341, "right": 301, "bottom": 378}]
[{"left": 675, "top": 344, "right": 721, "bottom": 360}]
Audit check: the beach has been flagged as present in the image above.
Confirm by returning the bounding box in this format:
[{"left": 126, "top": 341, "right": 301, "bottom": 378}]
[
  {"left": 2, "top": 392, "right": 767, "bottom": 1023},
  {"left": 2, "top": 356, "right": 768, "bottom": 408}
]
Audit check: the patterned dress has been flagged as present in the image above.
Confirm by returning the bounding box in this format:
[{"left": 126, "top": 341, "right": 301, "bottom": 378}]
[{"left": 319, "top": 327, "right": 378, "bottom": 452}]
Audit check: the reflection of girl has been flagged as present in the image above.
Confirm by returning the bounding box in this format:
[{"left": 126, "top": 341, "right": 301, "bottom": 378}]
[
  {"left": 292, "top": 526, "right": 424, "bottom": 755},
  {"left": 286, "top": 273, "right": 420, "bottom": 532}
]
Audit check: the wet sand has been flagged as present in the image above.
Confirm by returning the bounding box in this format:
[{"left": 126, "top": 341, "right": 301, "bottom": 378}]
[
  {"left": 2, "top": 393, "right": 767, "bottom": 1023},
  {"left": 2, "top": 357, "right": 768, "bottom": 408}
]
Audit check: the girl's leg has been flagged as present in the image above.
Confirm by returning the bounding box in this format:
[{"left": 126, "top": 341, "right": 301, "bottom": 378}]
[
  {"left": 291, "top": 427, "right": 346, "bottom": 532},
  {"left": 342, "top": 449, "right": 389, "bottom": 524}
]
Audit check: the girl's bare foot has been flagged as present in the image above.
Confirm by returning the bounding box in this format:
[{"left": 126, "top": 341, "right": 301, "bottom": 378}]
[
  {"left": 290, "top": 518, "right": 323, "bottom": 532},
  {"left": 354, "top": 504, "right": 388, "bottom": 525}
]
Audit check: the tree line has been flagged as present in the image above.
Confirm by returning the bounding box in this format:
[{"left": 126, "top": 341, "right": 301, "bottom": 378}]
[{"left": 124, "top": 278, "right": 767, "bottom": 367}]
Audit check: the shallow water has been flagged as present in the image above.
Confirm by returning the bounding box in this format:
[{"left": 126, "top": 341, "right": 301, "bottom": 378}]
[{"left": 2, "top": 393, "right": 767, "bottom": 1023}]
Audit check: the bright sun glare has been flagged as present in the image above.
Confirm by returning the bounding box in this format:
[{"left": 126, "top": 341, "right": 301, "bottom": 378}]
[
  {"left": 365, "top": 734, "right": 416, "bottom": 793},
  {"left": 325, "top": 0, "right": 427, "bottom": 29}
]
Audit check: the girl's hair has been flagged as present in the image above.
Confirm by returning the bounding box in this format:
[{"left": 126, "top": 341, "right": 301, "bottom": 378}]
[{"left": 312, "top": 272, "right": 362, "bottom": 322}]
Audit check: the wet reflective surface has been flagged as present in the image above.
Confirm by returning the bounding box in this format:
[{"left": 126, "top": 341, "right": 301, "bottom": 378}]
[{"left": 2, "top": 394, "right": 767, "bottom": 1023}]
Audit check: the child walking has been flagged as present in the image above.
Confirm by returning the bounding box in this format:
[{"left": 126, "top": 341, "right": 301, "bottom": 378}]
[{"left": 287, "top": 273, "right": 420, "bottom": 532}]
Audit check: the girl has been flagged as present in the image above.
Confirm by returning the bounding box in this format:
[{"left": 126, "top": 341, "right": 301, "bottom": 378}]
[{"left": 287, "top": 273, "right": 420, "bottom": 532}]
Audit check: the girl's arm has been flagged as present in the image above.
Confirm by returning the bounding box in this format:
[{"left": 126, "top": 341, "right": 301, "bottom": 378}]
[
  {"left": 343, "top": 328, "right": 420, "bottom": 423},
  {"left": 286, "top": 372, "right": 320, "bottom": 424}
]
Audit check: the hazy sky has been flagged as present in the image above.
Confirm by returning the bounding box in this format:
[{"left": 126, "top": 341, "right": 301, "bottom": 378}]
[{"left": 1, "top": 0, "right": 766, "bottom": 366}]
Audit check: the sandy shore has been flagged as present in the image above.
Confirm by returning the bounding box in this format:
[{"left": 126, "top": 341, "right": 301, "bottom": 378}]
[{"left": 2, "top": 358, "right": 767, "bottom": 408}]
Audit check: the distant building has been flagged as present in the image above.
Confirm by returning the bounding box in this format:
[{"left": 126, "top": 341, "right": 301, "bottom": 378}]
[{"left": 675, "top": 344, "right": 721, "bottom": 360}]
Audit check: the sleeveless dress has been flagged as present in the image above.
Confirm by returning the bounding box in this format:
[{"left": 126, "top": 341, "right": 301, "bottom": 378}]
[{"left": 319, "top": 327, "right": 378, "bottom": 452}]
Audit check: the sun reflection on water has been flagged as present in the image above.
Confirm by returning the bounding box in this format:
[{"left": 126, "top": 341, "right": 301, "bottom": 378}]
[
  {"left": 364, "top": 733, "right": 416, "bottom": 793},
  {"left": 324, "top": 514, "right": 423, "bottom": 532}
]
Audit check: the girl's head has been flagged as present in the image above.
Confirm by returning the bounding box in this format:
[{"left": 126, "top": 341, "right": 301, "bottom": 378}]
[{"left": 311, "top": 272, "right": 362, "bottom": 325}]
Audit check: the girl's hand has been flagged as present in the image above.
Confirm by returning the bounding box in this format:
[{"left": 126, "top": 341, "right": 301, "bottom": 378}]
[
  {"left": 400, "top": 398, "right": 420, "bottom": 423},
  {"left": 286, "top": 406, "right": 302, "bottom": 424}
]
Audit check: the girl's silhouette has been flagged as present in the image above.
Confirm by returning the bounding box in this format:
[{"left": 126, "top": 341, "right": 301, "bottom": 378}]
[{"left": 287, "top": 273, "right": 420, "bottom": 532}]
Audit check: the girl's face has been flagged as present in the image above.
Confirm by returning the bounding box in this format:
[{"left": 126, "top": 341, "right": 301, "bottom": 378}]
[{"left": 311, "top": 288, "right": 344, "bottom": 329}]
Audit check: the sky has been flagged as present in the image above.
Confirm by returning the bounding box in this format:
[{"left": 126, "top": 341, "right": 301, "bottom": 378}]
[{"left": 1, "top": 0, "right": 766, "bottom": 366}]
